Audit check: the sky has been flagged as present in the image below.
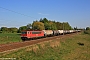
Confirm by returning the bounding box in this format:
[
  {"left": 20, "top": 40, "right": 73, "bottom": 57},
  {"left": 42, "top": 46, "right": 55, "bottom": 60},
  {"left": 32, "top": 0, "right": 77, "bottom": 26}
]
[{"left": 0, "top": 0, "right": 90, "bottom": 28}]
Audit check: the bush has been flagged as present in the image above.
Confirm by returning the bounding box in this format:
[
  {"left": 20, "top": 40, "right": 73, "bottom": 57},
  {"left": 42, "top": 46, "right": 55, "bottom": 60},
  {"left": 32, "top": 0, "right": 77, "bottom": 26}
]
[{"left": 84, "top": 30, "right": 90, "bottom": 35}]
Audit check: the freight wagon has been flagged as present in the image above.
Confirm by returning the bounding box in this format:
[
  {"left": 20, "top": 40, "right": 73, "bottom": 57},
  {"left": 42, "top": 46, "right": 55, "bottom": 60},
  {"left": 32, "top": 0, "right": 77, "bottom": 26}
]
[{"left": 42, "top": 30, "right": 53, "bottom": 37}]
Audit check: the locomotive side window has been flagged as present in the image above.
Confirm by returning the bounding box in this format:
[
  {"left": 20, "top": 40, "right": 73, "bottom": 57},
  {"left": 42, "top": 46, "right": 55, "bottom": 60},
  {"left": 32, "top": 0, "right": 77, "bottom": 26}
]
[
  {"left": 32, "top": 31, "right": 41, "bottom": 34},
  {"left": 30, "top": 32, "right": 31, "bottom": 34},
  {"left": 22, "top": 32, "right": 27, "bottom": 34},
  {"left": 28, "top": 32, "right": 30, "bottom": 34}
]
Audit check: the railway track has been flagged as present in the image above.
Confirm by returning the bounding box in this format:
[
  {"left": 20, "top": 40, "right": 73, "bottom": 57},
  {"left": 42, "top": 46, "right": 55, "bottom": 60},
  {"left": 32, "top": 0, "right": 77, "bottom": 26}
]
[{"left": 0, "top": 33, "right": 78, "bottom": 53}]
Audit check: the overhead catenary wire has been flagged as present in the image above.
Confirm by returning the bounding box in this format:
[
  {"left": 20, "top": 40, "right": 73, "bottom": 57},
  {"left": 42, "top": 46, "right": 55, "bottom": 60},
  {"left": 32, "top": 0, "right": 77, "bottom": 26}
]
[
  {"left": 0, "top": 6, "right": 39, "bottom": 27},
  {"left": 0, "top": 6, "right": 37, "bottom": 19}
]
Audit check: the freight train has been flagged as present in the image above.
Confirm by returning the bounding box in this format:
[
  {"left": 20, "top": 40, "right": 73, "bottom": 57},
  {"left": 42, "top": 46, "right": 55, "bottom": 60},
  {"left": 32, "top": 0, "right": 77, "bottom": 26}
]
[{"left": 21, "top": 30, "right": 81, "bottom": 41}]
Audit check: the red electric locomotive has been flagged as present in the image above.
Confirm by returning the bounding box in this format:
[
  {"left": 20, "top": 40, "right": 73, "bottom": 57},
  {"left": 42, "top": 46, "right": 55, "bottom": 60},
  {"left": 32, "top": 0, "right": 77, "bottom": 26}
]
[{"left": 21, "top": 30, "right": 44, "bottom": 41}]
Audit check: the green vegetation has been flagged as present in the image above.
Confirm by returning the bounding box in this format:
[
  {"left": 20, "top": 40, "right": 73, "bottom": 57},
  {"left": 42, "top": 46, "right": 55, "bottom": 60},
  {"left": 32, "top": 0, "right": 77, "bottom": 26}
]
[
  {"left": 0, "top": 27, "right": 18, "bottom": 33},
  {"left": 84, "top": 27, "right": 90, "bottom": 35},
  {"left": 0, "top": 32, "right": 90, "bottom": 60},
  {"left": 0, "top": 33, "right": 22, "bottom": 44},
  {"left": 32, "top": 21, "right": 45, "bottom": 30},
  {"left": 84, "top": 30, "right": 90, "bottom": 35},
  {"left": 39, "top": 18, "right": 72, "bottom": 30},
  {"left": 86, "top": 27, "right": 90, "bottom": 30},
  {"left": 0, "top": 18, "right": 74, "bottom": 33}
]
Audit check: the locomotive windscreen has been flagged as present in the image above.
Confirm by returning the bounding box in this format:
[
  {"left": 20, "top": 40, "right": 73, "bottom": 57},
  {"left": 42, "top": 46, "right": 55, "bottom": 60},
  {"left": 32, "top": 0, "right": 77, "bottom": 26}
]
[{"left": 21, "top": 32, "right": 27, "bottom": 34}]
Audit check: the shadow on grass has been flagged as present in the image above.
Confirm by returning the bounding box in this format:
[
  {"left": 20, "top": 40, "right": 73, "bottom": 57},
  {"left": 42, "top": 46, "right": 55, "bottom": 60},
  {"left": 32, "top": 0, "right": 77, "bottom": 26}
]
[{"left": 77, "top": 42, "right": 84, "bottom": 46}]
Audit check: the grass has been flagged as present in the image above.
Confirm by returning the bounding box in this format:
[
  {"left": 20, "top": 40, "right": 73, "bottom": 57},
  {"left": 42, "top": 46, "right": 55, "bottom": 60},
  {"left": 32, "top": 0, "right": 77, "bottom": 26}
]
[
  {"left": 84, "top": 30, "right": 90, "bottom": 35},
  {"left": 0, "top": 33, "right": 22, "bottom": 44},
  {"left": 0, "top": 32, "right": 90, "bottom": 60}
]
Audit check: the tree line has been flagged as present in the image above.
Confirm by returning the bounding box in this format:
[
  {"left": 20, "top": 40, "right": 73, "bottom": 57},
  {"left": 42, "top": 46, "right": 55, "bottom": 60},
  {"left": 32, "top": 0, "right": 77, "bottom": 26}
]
[
  {"left": 0, "top": 18, "right": 75, "bottom": 33},
  {"left": 86, "top": 27, "right": 90, "bottom": 30}
]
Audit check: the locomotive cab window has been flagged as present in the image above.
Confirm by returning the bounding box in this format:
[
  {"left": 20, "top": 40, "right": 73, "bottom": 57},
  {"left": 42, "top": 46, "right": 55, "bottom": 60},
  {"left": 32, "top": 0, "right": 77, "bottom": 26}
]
[
  {"left": 22, "top": 32, "right": 27, "bottom": 34},
  {"left": 28, "top": 32, "right": 30, "bottom": 34}
]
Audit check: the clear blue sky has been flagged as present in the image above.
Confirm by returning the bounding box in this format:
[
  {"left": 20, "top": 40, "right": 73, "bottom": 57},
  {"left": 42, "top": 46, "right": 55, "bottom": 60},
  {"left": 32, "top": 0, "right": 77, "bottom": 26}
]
[{"left": 0, "top": 0, "right": 90, "bottom": 28}]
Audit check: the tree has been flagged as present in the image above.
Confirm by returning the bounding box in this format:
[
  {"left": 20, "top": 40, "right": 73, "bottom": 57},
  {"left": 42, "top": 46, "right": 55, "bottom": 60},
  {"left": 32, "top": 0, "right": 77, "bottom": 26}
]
[
  {"left": 74, "top": 27, "right": 77, "bottom": 30},
  {"left": 44, "top": 22, "right": 51, "bottom": 30},
  {"left": 10, "top": 27, "right": 18, "bottom": 33},
  {"left": 39, "top": 18, "right": 57, "bottom": 30},
  {"left": 39, "top": 18, "right": 48, "bottom": 23},
  {"left": 55, "top": 22, "right": 62, "bottom": 30},
  {"left": 63, "top": 22, "right": 72, "bottom": 30},
  {"left": 18, "top": 26, "right": 27, "bottom": 33},
  {"left": 32, "top": 21, "right": 45, "bottom": 30},
  {"left": 27, "top": 23, "right": 32, "bottom": 30},
  {"left": 1, "top": 27, "right": 8, "bottom": 33},
  {"left": 0, "top": 27, "right": 18, "bottom": 33},
  {"left": 33, "top": 18, "right": 73, "bottom": 30},
  {"left": 49, "top": 21, "right": 57, "bottom": 30},
  {"left": 7, "top": 27, "right": 18, "bottom": 33},
  {"left": 86, "top": 27, "right": 90, "bottom": 30}
]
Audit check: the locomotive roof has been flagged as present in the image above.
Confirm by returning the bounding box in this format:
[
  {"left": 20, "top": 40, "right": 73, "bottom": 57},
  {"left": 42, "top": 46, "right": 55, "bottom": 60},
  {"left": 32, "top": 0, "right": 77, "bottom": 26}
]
[{"left": 22, "top": 30, "right": 42, "bottom": 31}]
